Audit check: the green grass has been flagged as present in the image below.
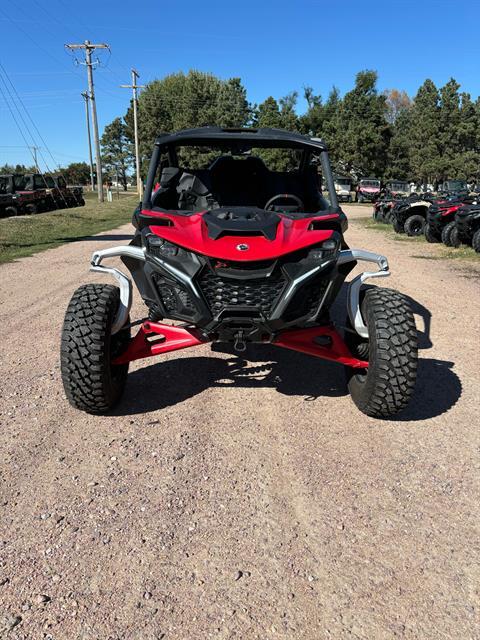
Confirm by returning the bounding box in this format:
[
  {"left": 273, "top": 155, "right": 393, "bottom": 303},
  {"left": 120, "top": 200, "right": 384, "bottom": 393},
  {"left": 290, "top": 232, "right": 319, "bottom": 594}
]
[
  {"left": 356, "top": 216, "right": 480, "bottom": 262},
  {"left": 0, "top": 191, "right": 139, "bottom": 264}
]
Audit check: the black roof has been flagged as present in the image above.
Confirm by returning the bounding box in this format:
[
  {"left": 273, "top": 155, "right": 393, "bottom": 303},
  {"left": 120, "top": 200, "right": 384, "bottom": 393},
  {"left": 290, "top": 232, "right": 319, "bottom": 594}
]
[{"left": 155, "top": 126, "right": 328, "bottom": 151}]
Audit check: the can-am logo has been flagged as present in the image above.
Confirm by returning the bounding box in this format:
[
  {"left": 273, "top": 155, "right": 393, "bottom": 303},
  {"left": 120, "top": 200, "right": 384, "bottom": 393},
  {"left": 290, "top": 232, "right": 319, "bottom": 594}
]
[{"left": 236, "top": 243, "right": 249, "bottom": 251}]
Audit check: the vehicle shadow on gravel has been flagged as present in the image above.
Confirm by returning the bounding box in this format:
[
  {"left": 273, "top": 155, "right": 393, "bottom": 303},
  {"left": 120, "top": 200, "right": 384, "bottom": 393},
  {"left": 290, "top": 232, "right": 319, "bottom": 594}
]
[
  {"left": 113, "top": 345, "right": 348, "bottom": 416},
  {"left": 114, "top": 288, "right": 461, "bottom": 420}
]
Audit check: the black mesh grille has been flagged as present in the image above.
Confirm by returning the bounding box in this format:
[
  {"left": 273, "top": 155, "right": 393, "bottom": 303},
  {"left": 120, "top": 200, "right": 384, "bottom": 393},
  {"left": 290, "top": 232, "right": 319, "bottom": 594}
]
[
  {"left": 152, "top": 274, "right": 195, "bottom": 315},
  {"left": 197, "top": 267, "right": 286, "bottom": 315},
  {"left": 283, "top": 279, "right": 329, "bottom": 322}
]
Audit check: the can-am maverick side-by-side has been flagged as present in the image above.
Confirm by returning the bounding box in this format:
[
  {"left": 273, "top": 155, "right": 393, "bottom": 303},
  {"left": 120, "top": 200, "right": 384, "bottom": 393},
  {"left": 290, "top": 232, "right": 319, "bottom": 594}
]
[{"left": 60, "top": 127, "right": 418, "bottom": 418}]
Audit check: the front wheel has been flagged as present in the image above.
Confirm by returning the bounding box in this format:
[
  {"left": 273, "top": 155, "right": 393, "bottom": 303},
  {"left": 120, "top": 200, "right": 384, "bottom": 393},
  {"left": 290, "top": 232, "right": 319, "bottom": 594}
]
[
  {"left": 393, "top": 218, "right": 404, "bottom": 233},
  {"left": 472, "top": 229, "right": 480, "bottom": 253},
  {"left": 404, "top": 214, "right": 425, "bottom": 236},
  {"left": 345, "top": 287, "right": 418, "bottom": 418},
  {"left": 424, "top": 224, "right": 440, "bottom": 243},
  {"left": 4, "top": 205, "right": 18, "bottom": 217},
  {"left": 60, "top": 284, "right": 131, "bottom": 414},
  {"left": 441, "top": 221, "right": 460, "bottom": 247}
]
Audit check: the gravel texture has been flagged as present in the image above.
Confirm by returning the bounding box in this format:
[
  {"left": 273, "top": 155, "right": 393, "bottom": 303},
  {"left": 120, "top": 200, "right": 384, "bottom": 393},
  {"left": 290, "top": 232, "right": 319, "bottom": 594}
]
[{"left": 0, "top": 205, "right": 479, "bottom": 639}]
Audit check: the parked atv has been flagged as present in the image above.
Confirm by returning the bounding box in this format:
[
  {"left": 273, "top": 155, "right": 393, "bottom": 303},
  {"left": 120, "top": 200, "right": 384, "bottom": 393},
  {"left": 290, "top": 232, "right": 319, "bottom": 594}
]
[
  {"left": 391, "top": 194, "right": 434, "bottom": 236},
  {"left": 424, "top": 194, "right": 476, "bottom": 245},
  {"left": 334, "top": 176, "right": 352, "bottom": 202},
  {"left": 355, "top": 178, "right": 381, "bottom": 203},
  {"left": 60, "top": 127, "right": 418, "bottom": 419},
  {"left": 373, "top": 197, "right": 394, "bottom": 223},
  {"left": 455, "top": 204, "right": 480, "bottom": 252}
]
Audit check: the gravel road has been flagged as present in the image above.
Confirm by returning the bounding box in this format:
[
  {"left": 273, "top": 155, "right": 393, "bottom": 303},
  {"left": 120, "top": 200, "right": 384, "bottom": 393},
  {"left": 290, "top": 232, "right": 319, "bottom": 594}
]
[{"left": 1, "top": 205, "right": 479, "bottom": 639}]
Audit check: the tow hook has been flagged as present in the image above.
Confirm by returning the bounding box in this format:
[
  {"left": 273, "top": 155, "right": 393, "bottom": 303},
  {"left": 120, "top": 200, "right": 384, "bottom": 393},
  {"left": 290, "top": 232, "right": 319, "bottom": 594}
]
[{"left": 234, "top": 331, "right": 247, "bottom": 353}]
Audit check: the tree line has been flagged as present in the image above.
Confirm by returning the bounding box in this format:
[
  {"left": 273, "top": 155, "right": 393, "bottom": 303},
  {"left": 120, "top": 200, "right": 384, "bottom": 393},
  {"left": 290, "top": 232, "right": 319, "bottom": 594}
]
[
  {"left": 120, "top": 70, "right": 479, "bottom": 186},
  {"left": 4, "top": 69, "right": 478, "bottom": 187}
]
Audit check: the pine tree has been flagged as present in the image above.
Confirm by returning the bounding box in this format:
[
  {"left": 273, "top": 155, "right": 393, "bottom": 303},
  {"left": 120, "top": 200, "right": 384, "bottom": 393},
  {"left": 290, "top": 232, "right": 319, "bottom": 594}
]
[
  {"left": 409, "top": 79, "right": 441, "bottom": 183},
  {"left": 334, "top": 70, "right": 390, "bottom": 178}
]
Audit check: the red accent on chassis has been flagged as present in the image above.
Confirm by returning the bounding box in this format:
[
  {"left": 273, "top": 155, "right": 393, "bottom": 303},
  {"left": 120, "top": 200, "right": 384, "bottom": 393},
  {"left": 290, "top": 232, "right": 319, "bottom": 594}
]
[
  {"left": 273, "top": 326, "right": 368, "bottom": 368},
  {"left": 112, "top": 321, "right": 205, "bottom": 365},
  {"left": 113, "top": 321, "right": 368, "bottom": 369}
]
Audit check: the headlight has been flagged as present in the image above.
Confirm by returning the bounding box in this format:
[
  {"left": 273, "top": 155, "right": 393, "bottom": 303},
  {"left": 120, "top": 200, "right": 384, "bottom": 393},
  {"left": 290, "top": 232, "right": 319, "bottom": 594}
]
[
  {"left": 308, "top": 236, "right": 340, "bottom": 261},
  {"left": 146, "top": 235, "right": 179, "bottom": 257}
]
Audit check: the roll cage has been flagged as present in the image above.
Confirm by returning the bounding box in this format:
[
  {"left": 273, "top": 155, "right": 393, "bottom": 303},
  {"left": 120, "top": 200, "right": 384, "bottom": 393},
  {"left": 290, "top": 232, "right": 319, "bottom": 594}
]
[{"left": 142, "top": 127, "right": 339, "bottom": 211}]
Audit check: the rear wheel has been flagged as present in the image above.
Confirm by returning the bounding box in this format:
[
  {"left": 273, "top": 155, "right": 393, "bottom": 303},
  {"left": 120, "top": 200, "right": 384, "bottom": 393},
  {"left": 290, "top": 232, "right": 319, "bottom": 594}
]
[
  {"left": 404, "top": 214, "right": 425, "bottom": 236},
  {"left": 60, "top": 284, "right": 130, "bottom": 414},
  {"left": 472, "top": 229, "right": 480, "bottom": 253},
  {"left": 25, "top": 203, "right": 37, "bottom": 215},
  {"left": 344, "top": 287, "right": 417, "bottom": 418},
  {"left": 424, "top": 224, "right": 440, "bottom": 243},
  {"left": 442, "top": 221, "right": 460, "bottom": 247}
]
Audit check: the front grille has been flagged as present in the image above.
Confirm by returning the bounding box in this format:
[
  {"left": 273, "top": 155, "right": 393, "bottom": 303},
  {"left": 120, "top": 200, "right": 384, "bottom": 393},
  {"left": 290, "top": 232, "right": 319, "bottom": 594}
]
[
  {"left": 197, "top": 267, "right": 286, "bottom": 315},
  {"left": 283, "top": 279, "right": 329, "bottom": 322}
]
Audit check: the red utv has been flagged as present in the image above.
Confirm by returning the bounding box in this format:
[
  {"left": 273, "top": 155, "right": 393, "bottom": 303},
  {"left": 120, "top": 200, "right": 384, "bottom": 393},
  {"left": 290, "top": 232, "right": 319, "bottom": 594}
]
[
  {"left": 23, "top": 174, "right": 85, "bottom": 210},
  {"left": 355, "top": 178, "right": 381, "bottom": 203},
  {"left": 60, "top": 127, "right": 418, "bottom": 419},
  {"left": 0, "top": 174, "right": 48, "bottom": 215}
]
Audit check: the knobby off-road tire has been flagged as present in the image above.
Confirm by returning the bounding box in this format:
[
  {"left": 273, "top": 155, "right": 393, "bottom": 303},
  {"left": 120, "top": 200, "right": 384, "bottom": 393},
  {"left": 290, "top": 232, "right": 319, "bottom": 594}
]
[
  {"left": 345, "top": 287, "right": 418, "bottom": 418},
  {"left": 404, "top": 214, "right": 425, "bottom": 236},
  {"left": 25, "top": 203, "right": 37, "bottom": 215},
  {"left": 472, "top": 229, "right": 480, "bottom": 253},
  {"left": 393, "top": 218, "right": 404, "bottom": 234},
  {"left": 60, "top": 284, "right": 131, "bottom": 414},
  {"left": 441, "top": 221, "right": 460, "bottom": 247},
  {"left": 4, "top": 205, "right": 18, "bottom": 217},
  {"left": 424, "top": 223, "right": 440, "bottom": 243}
]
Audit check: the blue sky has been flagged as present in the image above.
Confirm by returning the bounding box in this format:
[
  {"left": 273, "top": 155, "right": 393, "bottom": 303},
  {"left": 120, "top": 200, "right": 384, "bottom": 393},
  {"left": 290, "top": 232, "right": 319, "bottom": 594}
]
[{"left": 1, "top": 0, "right": 478, "bottom": 169}]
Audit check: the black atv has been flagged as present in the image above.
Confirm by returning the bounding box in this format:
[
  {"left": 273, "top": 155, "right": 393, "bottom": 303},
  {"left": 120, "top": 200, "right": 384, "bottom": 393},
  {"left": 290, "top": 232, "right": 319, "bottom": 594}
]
[
  {"left": 455, "top": 204, "right": 480, "bottom": 252},
  {"left": 390, "top": 193, "right": 433, "bottom": 236},
  {"left": 424, "top": 195, "right": 476, "bottom": 246}
]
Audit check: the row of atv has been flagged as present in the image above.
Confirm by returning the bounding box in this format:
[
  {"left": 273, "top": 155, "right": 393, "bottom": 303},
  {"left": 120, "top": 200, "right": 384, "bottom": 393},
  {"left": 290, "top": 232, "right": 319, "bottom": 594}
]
[
  {"left": 373, "top": 192, "right": 480, "bottom": 252},
  {"left": 0, "top": 172, "right": 85, "bottom": 218}
]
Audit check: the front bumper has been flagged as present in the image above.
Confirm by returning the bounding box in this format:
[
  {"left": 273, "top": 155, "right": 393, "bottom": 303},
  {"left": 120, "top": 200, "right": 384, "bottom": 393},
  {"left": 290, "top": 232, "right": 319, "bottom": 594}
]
[{"left": 90, "top": 245, "right": 389, "bottom": 340}]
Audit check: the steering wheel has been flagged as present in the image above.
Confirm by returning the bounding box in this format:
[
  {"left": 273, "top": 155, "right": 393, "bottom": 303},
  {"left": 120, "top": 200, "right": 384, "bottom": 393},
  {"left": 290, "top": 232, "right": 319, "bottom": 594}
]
[{"left": 264, "top": 193, "right": 304, "bottom": 212}]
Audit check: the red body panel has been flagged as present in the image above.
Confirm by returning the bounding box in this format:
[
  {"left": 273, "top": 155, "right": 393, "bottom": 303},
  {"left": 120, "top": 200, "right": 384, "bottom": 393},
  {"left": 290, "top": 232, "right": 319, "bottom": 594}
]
[
  {"left": 142, "top": 209, "right": 338, "bottom": 261},
  {"left": 113, "top": 321, "right": 368, "bottom": 369}
]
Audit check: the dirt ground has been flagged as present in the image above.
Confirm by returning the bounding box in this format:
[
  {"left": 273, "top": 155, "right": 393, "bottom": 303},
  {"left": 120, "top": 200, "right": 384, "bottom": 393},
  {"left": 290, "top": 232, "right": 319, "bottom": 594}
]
[{"left": 1, "top": 205, "right": 479, "bottom": 639}]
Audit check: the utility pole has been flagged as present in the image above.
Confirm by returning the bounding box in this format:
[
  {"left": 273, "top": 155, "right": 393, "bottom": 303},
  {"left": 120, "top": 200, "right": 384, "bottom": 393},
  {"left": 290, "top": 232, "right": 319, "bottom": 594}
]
[
  {"left": 65, "top": 40, "right": 109, "bottom": 202},
  {"left": 81, "top": 92, "right": 95, "bottom": 192},
  {"left": 30, "top": 146, "right": 40, "bottom": 171},
  {"left": 121, "top": 68, "right": 144, "bottom": 198}
]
